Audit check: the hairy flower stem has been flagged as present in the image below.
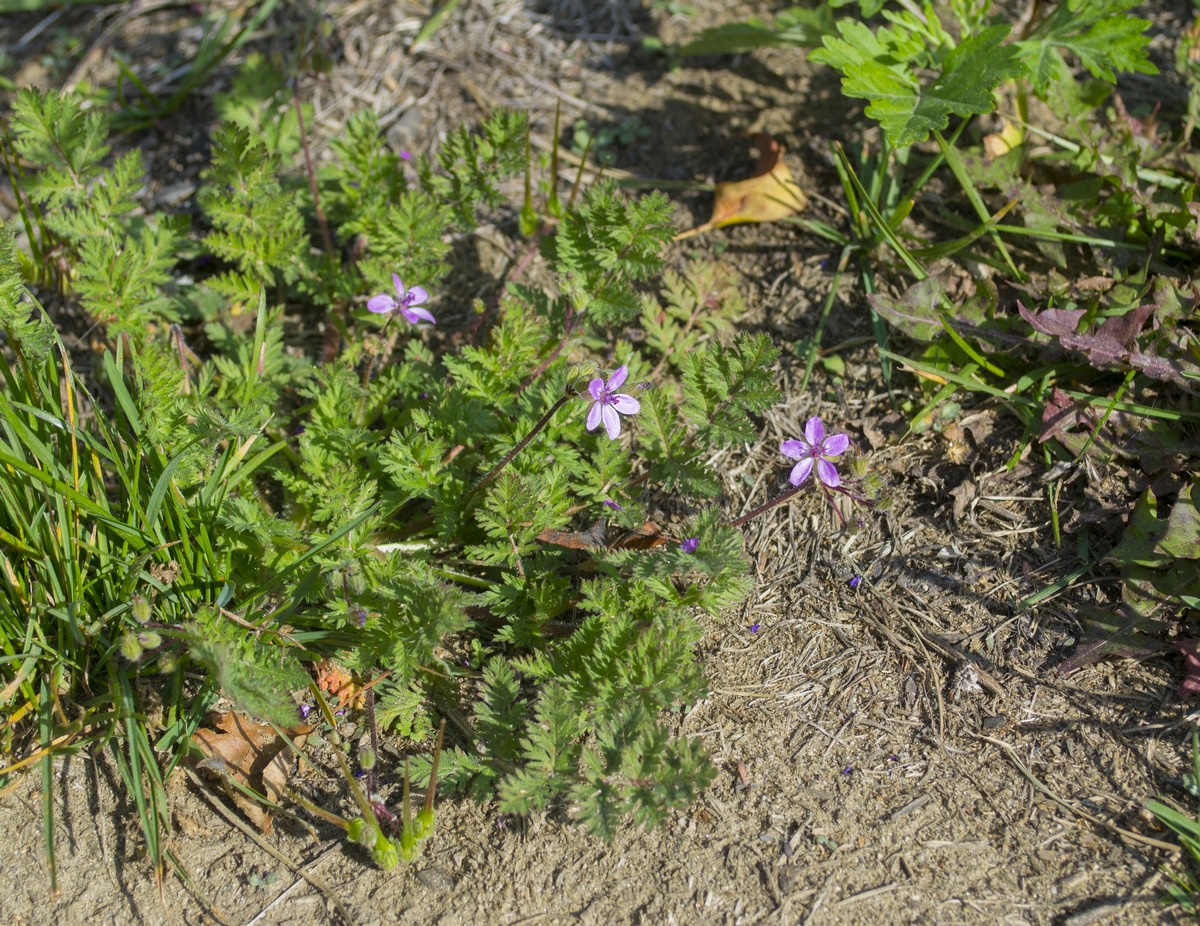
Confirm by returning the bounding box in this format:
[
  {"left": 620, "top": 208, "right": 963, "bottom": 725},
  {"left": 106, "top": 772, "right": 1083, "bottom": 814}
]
[
  {"left": 355, "top": 316, "right": 397, "bottom": 422},
  {"left": 365, "top": 684, "right": 380, "bottom": 795},
  {"left": 731, "top": 482, "right": 863, "bottom": 528},
  {"left": 294, "top": 88, "right": 335, "bottom": 257},
  {"left": 728, "top": 483, "right": 806, "bottom": 528},
  {"left": 461, "top": 393, "right": 571, "bottom": 508}
]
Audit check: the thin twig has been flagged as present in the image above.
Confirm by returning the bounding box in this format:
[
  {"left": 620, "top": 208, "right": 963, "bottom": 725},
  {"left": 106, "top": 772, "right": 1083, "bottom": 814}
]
[
  {"left": 975, "top": 735, "right": 1180, "bottom": 854},
  {"left": 183, "top": 766, "right": 357, "bottom": 924}
]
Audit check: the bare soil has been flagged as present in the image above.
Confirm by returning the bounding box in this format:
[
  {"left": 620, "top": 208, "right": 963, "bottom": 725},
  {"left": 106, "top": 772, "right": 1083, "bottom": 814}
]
[{"left": 1, "top": 2, "right": 1196, "bottom": 924}]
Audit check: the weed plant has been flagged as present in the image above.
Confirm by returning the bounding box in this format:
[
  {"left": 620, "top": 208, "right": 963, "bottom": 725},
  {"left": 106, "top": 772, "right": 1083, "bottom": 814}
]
[{"left": 0, "top": 71, "right": 820, "bottom": 877}]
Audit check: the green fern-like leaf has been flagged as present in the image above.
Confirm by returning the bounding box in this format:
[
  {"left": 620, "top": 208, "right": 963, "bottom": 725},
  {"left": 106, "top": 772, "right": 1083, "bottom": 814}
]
[
  {"left": 1019, "top": 0, "right": 1156, "bottom": 95},
  {"left": 182, "top": 607, "right": 308, "bottom": 727},
  {"left": 0, "top": 227, "right": 54, "bottom": 361},
  {"left": 9, "top": 89, "right": 110, "bottom": 212},
  {"left": 547, "top": 180, "right": 676, "bottom": 325},
  {"left": 199, "top": 123, "right": 309, "bottom": 305},
  {"left": 474, "top": 658, "right": 528, "bottom": 765},
  {"left": 680, "top": 331, "right": 780, "bottom": 446}
]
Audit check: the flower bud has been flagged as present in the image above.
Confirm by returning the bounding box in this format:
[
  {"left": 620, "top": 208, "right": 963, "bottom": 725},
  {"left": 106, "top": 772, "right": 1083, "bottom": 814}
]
[
  {"left": 138, "top": 631, "right": 162, "bottom": 650},
  {"left": 120, "top": 633, "right": 144, "bottom": 661},
  {"left": 131, "top": 595, "right": 151, "bottom": 624}
]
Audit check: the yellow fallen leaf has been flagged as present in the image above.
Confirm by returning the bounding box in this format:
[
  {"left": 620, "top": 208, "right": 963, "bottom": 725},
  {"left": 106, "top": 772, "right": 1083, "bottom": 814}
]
[
  {"left": 983, "top": 80, "right": 1026, "bottom": 159},
  {"left": 675, "top": 134, "right": 807, "bottom": 241},
  {"left": 983, "top": 116, "right": 1024, "bottom": 159}
]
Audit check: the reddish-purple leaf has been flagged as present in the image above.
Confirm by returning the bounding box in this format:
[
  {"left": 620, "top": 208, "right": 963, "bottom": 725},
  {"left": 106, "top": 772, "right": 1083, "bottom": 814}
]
[
  {"left": 1057, "top": 603, "right": 1172, "bottom": 676},
  {"left": 1177, "top": 640, "right": 1200, "bottom": 699}
]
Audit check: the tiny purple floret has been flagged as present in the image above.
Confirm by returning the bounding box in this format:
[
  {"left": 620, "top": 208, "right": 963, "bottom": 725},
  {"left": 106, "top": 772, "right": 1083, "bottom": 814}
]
[
  {"left": 781, "top": 417, "right": 849, "bottom": 488},
  {"left": 586, "top": 365, "right": 640, "bottom": 440},
  {"left": 750, "top": 623, "right": 761, "bottom": 633},
  {"left": 849, "top": 575, "right": 862, "bottom": 589},
  {"left": 298, "top": 703, "right": 312, "bottom": 720},
  {"left": 680, "top": 536, "right": 699, "bottom": 554},
  {"left": 603, "top": 499, "right": 624, "bottom": 511},
  {"left": 368, "top": 273, "right": 436, "bottom": 325},
  {"left": 399, "top": 150, "right": 413, "bottom": 161}
]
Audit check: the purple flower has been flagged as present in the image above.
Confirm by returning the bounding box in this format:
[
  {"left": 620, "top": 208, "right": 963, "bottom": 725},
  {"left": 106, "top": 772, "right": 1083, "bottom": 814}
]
[
  {"left": 298, "top": 703, "right": 312, "bottom": 720},
  {"left": 750, "top": 623, "right": 761, "bottom": 633},
  {"left": 603, "top": 499, "right": 624, "bottom": 511},
  {"left": 399, "top": 150, "right": 413, "bottom": 161},
  {"left": 586, "top": 365, "right": 640, "bottom": 439},
  {"left": 367, "top": 273, "right": 435, "bottom": 325},
  {"left": 680, "top": 537, "right": 699, "bottom": 554},
  {"left": 781, "top": 417, "right": 849, "bottom": 488},
  {"left": 849, "top": 575, "right": 862, "bottom": 589}
]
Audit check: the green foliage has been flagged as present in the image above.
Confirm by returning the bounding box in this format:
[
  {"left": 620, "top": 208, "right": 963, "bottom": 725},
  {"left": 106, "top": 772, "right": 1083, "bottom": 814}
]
[
  {"left": 811, "top": 20, "right": 1024, "bottom": 148},
  {"left": 9, "top": 90, "right": 182, "bottom": 337},
  {"left": 8, "top": 89, "right": 110, "bottom": 211},
  {"left": 182, "top": 607, "right": 308, "bottom": 726},
  {"left": 686, "top": 2, "right": 1158, "bottom": 149},
  {"left": 640, "top": 262, "right": 744, "bottom": 370},
  {"left": 1147, "top": 730, "right": 1200, "bottom": 914},
  {"left": 680, "top": 332, "right": 781, "bottom": 446},
  {"left": 214, "top": 53, "right": 307, "bottom": 158},
  {"left": 0, "top": 226, "right": 54, "bottom": 361},
  {"left": 545, "top": 179, "right": 677, "bottom": 324},
  {"left": 418, "top": 108, "right": 529, "bottom": 228},
  {"left": 2, "top": 76, "right": 801, "bottom": 871},
  {"left": 1105, "top": 483, "right": 1200, "bottom": 620},
  {"left": 1019, "top": 0, "right": 1156, "bottom": 94},
  {"left": 199, "top": 124, "right": 310, "bottom": 307}
]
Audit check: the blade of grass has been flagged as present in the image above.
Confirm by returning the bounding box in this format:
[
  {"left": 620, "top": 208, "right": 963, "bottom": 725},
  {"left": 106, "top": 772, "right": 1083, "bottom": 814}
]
[
  {"left": 799, "top": 245, "right": 853, "bottom": 391},
  {"left": 834, "top": 143, "right": 927, "bottom": 279},
  {"left": 933, "top": 130, "right": 1023, "bottom": 281},
  {"left": 410, "top": 0, "right": 467, "bottom": 52}
]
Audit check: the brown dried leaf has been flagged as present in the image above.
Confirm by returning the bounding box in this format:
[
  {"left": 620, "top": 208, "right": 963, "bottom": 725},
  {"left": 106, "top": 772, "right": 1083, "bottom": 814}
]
[
  {"left": 537, "top": 519, "right": 610, "bottom": 550},
  {"left": 675, "top": 134, "right": 807, "bottom": 241},
  {"left": 190, "top": 711, "right": 312, "bottom": 833}
]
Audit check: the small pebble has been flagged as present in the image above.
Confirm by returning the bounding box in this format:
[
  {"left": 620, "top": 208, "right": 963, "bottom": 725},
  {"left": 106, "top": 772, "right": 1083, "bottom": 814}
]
[{"left": 416, "top": 865, "right": 455, "bottom": 893}]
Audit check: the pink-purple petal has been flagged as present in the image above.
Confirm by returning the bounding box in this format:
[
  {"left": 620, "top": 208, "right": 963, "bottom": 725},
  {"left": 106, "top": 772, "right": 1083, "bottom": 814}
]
[
  {"left": 391, "top": 273, "right": 405, "bottom": 296},
  {"left": 823, "top": 433, "right": 849, "bottom": 456},
  {"left": 407, "top": 285, "right": 429, "bottom": 305},
  {"left": 816, "top": 459, "right": 841, "bottom": 487},
  {"left": 588, "top": 377, "right": 606, "bottom": 401},
  {"left": 403, "top": 306, "right": 436, "bottom": 325},
  {"left": 780, "top": 439, "right": 806, "bottom": 459},
  {"left": 601, "top": 405, "right": 622, "bottom": 439},
  {"left": 586, "top": 401, "right": 604, "bottom": 432},
  {"left": 367, "top": 295, "right": 396, "bottom": 313},
  {"left": 607, "top": 365, "right": 629, "bottom": 391},
  {"left": 804, "top": 416, "right": 825, "bottom": 446},
  {"left": 789, "top": 458, "right": 814, "bottom": 486},
  {"left": 610, "top": 394, "right": 640, "bottom": 414}
]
